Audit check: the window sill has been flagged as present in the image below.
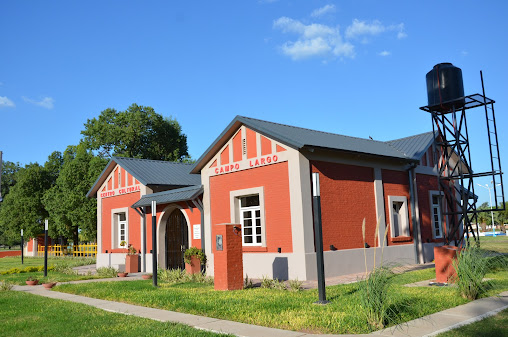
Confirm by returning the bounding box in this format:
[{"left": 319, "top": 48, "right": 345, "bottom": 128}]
[
  {"left": 391, "top": 236, "right": 412, "bottom": 243},
  {"left": 110, "top": 248, "right": 129, "bottom": 253},
  {"left": 242, "top": 246, "right": 268, "bottom": 252}
]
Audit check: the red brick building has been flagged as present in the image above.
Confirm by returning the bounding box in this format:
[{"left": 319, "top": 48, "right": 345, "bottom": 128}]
[{"left": 89, "top": 116, "right": 455, "bottom": 280}]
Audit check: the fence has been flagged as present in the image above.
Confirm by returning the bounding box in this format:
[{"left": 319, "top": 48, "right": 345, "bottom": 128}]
[{"left": 37, "top": 243, "right": 97, "bottom": 257}]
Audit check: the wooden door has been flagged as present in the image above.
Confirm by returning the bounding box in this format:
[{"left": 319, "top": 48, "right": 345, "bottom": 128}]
[{"left": 165, "top": 209, "right": 188, "bottom": 270}]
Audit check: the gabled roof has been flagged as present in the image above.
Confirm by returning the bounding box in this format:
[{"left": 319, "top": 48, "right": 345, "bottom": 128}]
[
  {"left": 385, "top": 132, "right": 434, "bottom": 161},
  {"left": 131, "top": 185, "right": 203, "bottom": 208},
  {"left": 191, "top": 116, "right": 425, "bottom": 173},
  {"left": 87, "top": 157, "right": 201, "bottom": 198}
]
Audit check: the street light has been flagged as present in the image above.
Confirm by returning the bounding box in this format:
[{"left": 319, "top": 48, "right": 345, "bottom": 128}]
[{"left": 477, "top": 182, "right": 501, "bottom": 237}]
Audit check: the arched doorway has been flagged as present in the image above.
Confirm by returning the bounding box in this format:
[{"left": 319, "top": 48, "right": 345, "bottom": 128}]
[{"left": 165, "top": 209, "right": 189, "bottom": 270}]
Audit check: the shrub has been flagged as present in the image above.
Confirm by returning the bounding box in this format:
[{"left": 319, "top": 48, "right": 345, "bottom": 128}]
[
  {"left": 158, "top": 268, "right": 186, "bottom": 283},
  {"left": 96, "top": 267, "right": 118, "bottom": 278},
  {"left": 260, "top": 275, "right": 275, "bottom": 289},
  {"left": 183, "top": 247, "right": 206, "bottom": 265},
  {"left": 288, "top": 279, "right": 303, "bottom": 292},
  {"left": 244, "top": 275, "right": 254, "bottom": 289},
  {"left": 273, "top": 279, "right": 287, "bottom": 290},
  {"left": 0, "top": 281, "right": 13, "bottom": 291}
]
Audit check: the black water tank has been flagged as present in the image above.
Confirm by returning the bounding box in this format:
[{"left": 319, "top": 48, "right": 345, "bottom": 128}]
[{"left": 426, "top": 63, "right": 465, "bottom": 109}]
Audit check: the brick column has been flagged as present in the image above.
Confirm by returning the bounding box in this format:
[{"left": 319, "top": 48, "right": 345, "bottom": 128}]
[
  {"left": 434, "top": 245, "right": 461, "bottom": 283},
  {"left": 213, "top": 224, "right": 243, "bottom": 290}
]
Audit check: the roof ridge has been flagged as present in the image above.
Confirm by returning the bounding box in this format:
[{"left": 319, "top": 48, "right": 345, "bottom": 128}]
[
  {"left": 239, "top": 116, "right": 390, "bottom": 146},
  {"left": 113, "top": 156, "right": 194, "bottom": 165},
  {"left": 385, "top": 131, "right": 434, "bottom": 143}
]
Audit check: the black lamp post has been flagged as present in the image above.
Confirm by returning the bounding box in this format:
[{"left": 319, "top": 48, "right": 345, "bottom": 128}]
[
  {"left": 44, "top": 219, "right": 48, "bottom": 277},
  {"left": 312, "top": 172, "right": 328, "bottom": 304},
  {"left": 151, "top": 200, "right": 157, "bottom": 287}
]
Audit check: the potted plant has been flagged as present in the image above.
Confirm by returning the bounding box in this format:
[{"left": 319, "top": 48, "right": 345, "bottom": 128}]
[
  {"left": 117, "top": 271, "right": 129, "bottom": 277},
  {"left": 142, "top": 273, "right": 152, "bottom": 280},
  {"left": 125, "top": 244, "right": 139, "bottom": 273},
  {"left": 184, "top": 247, "right": 206, "bottom": 275},
  {"left": 42, "top": 277, "right": 57, "bottom": 289},
  {"left": 26, "top": 276, "right": 39, "bottom": 286}
]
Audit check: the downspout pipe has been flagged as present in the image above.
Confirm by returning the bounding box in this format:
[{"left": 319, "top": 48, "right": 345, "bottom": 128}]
[
  {"left": 408, "top": 164, "right": 424, "bottom": 264},
  {"left": 134, "top": 206, "right": 147, "bottom": 272},
  {"left": 192, "top": 197, "right": 205, "bottom": 273}
]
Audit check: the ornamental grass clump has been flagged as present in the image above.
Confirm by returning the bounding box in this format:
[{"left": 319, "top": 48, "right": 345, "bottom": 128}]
[
  {"left": 96, "top": 266, "right": 118, "bottom": 278},
  {"left": 0, "top": 280, "right": 13, "bottom": 291},
  {"left": 452, "top": 244, "right": 507, "bottom": 300},
  {"left": 358, "top": 217, "right": 395, "bottom": 330}
]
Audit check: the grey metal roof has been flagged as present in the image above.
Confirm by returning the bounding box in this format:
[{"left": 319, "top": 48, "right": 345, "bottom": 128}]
[
  {"left": 87, "top": 157, "right": 201, "bottom": 198},
  {"left": 113, "top": 157, "right": 200, "bottom": 186},
  {"left": 192, "top": 115, "right": 422, "bottom": 173},
  {"left": 385, "top": 132, "right": 434, "bottom": 160},
  {"left": 131, "top": 185, "right": 203, "bottom": 208}
]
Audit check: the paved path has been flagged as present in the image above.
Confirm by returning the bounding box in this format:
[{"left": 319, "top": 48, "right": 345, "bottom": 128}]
[{"left": 12, "top": 280, "right": 508, "bottom": 337}]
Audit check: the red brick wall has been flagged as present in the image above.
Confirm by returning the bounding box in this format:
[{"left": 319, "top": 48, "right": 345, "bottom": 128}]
[
  {"left": 209, "top": 161, "right": 292, "bottom": 253},
  {"left": 311, "top": 161, "right": 377, "bottom": 250},
  {"left": 416, "top": 173, "right": 445, "bottom": 243},
  {"left": 102, "top": 191, "right": 142, "bottom": 253},
  {"left": 382, "top": 169, "right": 413, "bottom": 246}
]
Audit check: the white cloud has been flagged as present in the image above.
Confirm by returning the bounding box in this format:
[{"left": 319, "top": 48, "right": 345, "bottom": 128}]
[
  {"left": 461, "top": 50, "right": 468, "bottom": 56},
  {"left": 23, "top": 96, "right": 54, "bottom": 109},
  {"left": 379, "top": 50, "right": 391, "bottom": 56},
  {"left": 346, "top": 19, "right": 386, "bottom": 39},
  {"left": 273, "top": 17, "right": 355, "bottom": 60},
  {"left": 311, "top": 4, "right": 336, "bottom": 18},
  {"left": 0, "top": 96, "right": 15, "bottom": 108},
  {"left": 345, "top": 19, "right": 407, "bottom": 40}
]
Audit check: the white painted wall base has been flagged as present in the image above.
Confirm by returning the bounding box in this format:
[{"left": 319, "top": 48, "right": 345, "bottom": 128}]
[
  {"left": 422, "top": 242, "right": 445, "bottom": 263},
  {"left": 240, "top": 244, "right": 417, "bottom": 281}
]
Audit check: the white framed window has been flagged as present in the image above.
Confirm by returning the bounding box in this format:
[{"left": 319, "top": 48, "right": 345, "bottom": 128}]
[
  {"left": 239, "top": 195, "right": 262, "bottom": 246},
  {"left": 430, "top": 191, "right": 443, "bottom": 239},
  {"left": 388, "top": 196, "right": 410, "bottom": 237},
  {"left": 118, "top": 212, "right": 127, "bottom": 247}
]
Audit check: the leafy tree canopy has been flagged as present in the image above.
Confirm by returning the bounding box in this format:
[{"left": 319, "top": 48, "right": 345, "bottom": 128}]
[
  {"left": 0, "top": 161, "right": 57, "bottom": 245},
  {"left": 1, "top": 160, "right": 21, "bottom": 199},
  {"left": 81, "top": 104, "right": 189, "bottom": 161},
  {"left": 43, "top": 144, "right": 108, "bottom": 242}
]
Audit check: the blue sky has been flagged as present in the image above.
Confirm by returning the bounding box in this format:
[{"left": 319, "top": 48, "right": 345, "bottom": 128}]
[{"left": 0, "top": 1, "right": 506, "bottom": 205}]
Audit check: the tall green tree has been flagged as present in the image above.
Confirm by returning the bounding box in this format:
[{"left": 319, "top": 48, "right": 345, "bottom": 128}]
[
  {"left": 81, "top": 103, "right": 189, "bottom": 161},
  {"left": 0, "top": 162, "right": 56, "bottom": 245},
  {"left": 0, "top": 160, "right": 20, "bottom": 200},
  {"left": 43, "top": 144, "right": 107, "bottom": 243}
]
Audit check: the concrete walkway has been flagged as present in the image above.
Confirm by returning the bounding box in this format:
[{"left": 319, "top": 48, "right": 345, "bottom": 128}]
[{"left": 12, "top": 280, "right": 508, "bottom": 337}]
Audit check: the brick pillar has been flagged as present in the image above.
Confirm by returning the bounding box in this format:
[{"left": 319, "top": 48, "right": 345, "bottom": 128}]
[
  {"left": 434, "top": 245, "right": 461, "bottom": 283},
  {"left": 213, "top": 224, "right": 243, "bottom": 291}
]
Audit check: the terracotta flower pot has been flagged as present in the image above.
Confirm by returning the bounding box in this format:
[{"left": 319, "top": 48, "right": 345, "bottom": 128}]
[
  {"left": 185, "top": 255, "right": 201, "bottom": 275},
  {"left": 42, "top": 282, "right": 56, "bottom": 289},
  {"left": 26, "top": 280, "right": 39, "bottom": 286},
  {"left": 142, "top": 274, "right": 152, "bottom": 280},
  {"left": 117, "top": 272, "right": 128, "bottom": 277},
  {"left": 125, "top": 254, "right": 139, "bottom": 273}
]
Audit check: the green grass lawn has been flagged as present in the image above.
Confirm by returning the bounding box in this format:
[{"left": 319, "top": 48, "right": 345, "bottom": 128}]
[
  {"left": 480, "top": 235, "right": 508, "bottom": 254},
  {"left": 436, "top": 308, "right": 508, "bottom": 337},
  {"left": 55, "top": 268, "right": 508, "bottom": 334},
  {"left": 0, "top": 256, "right": 101, "bottom": 285},
  {"left": 0, "top": 291, "right": 230, "bottom": 337},
  {"left": 0, "top": 256, "right": 95, "bottom": 270}
]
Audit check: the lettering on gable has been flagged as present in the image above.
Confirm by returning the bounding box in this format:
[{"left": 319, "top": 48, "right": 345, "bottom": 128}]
[
  {"left": 211, "top": 154, "right": 283, "bottom": 176},
  {"left": 100, "top": 185, "right": 141, "bottom": 198}
]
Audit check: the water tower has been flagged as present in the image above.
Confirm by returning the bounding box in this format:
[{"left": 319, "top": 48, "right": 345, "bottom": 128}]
[{"left": 420, "top": 63, "right": 504, "bottom": 246}]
